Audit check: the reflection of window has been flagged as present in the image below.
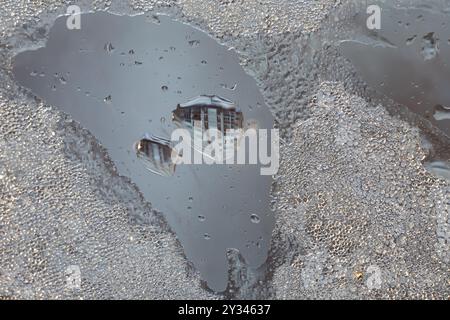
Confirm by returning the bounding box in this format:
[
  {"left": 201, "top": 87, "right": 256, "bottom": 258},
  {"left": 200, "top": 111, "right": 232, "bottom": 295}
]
[
  {"left": 171, "top": 95, "right": 246, "bottom": 159},
  {"left": 172, "top": 95, "right": 244, "bottom": 135},
  {"left": 135, "top": 135, "right": 176, "bottom": 177}
]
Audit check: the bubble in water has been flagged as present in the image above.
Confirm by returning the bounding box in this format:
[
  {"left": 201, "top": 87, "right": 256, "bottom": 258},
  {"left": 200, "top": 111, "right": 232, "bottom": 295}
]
[
  {"left": 201, "top": 60, "right": 207, "bottom": 65},
  {"left": 161, "top": 85, "right": 168, "bottom": 92},
  {"left": 104, "top": 95, "right": 112, "bottom": 103},
  {"left": 250, "top": 214, "right": 261, "bottom": 224},
  {"left": 198, "top": 215, "right": 206, "bottom": 222},
  {"left": 160, "top": 117, "right": 166, "bottom": 124},
  {"left": 204, "top": 233, "right": 211, "bottom": 240}
]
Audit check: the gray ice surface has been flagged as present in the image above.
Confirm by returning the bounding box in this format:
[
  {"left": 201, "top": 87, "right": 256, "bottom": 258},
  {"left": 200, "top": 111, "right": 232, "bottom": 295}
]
[{"left": 0, "top": 0, "right": 449, "bottom": 299}]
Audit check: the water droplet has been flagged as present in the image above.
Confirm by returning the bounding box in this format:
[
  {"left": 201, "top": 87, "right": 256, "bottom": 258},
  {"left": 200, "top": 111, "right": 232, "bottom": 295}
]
[
  {"left": 129, "top": 49, "right": 135, "bottom": 55},
  {"left": 188, "top": 196, "right": 193, "bottom": 202},
  {"left": 406, "top": 35, "right": 417, "bottom": 46},
  {"left": 204, "top": 233, "right": 211, "bottom": 240},
  {"left": 221, "top": 83, "right": 237, "bottom": 91},
  {"left": 59, "top": 76, "right": 67, "bottom": 84},
  {"left": 250, "top": 214, "right": 260, "bottom": 224},
  {"left": 161, "top": 85, "right": 168, "bottom": 92},
  {"left": 201, "top": 60, "right": 207, "bottom": 65},
  {"left": 104, "top": 42, "right": 115, "bottom": 53},
  {"left": 188, "top": 40, "right": 200, "bottom": 47},
  {"left": 146, "top": 14, "right": 160, "bottom": 25},
  {"left": 198, "top": 215, "right": 206, "bottom": 222},
  {"left": 30, "top": 71, "right": 38, "bottom": 77},
  {"left": 104, "top": 95, "right": 112, "bottom": 103},
  {"left": 433, "top": 104, "right": 450, "bottom": 121},
  {"left": 160, "top": 117, "right": 166, "bottom": 123}
]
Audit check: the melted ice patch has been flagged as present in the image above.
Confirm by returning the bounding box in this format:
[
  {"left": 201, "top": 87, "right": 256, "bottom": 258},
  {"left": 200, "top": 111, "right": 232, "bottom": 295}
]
[{"left": 13, "top": 12, "right": 275, "bottom": 292}]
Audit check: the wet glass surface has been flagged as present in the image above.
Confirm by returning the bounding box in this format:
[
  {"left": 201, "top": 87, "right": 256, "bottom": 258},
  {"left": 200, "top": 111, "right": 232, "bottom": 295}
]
[{"left": 13, "top": 12, "right": 275, "bottom": 292}]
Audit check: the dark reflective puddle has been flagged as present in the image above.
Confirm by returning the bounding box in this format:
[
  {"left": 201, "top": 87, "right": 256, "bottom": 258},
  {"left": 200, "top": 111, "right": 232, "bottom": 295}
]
[
  {"left": 13, "top": 12, "right": 275, "bottom": 292},
  {"left": 340, "top": 6, "right": 450, "bottom": 180}
]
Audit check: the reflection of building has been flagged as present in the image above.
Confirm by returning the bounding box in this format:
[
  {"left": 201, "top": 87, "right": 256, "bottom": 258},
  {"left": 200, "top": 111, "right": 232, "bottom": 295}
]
[
  {"left": 172, "top": 95, "right": 243, "bottom": 133},
  {"left": 172, "top": 95, "right": 245, "bottom": 159},
  {"left": 135, "top": 134, "right": 176, "bottom": 176}
]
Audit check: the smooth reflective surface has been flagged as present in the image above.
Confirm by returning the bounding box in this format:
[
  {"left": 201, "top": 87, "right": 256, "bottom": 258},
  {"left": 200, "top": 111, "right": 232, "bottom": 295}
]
[
  {"left": 13, "top": 12, "right": 275, "bottom": 292},
  {"left": 340, "top": 6, "right": 450, "bottom": 138}
]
